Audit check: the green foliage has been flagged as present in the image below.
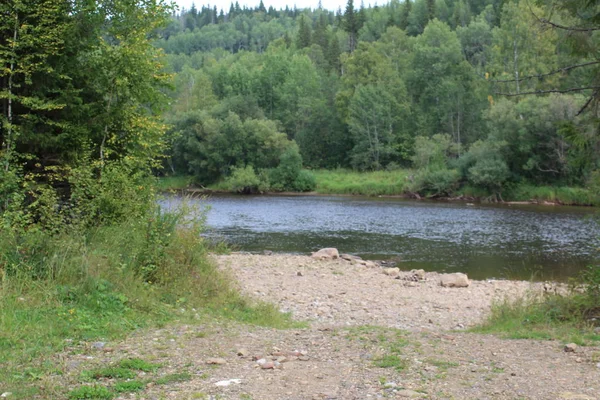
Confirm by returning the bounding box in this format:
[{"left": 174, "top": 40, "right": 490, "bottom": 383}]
[
  {"left": 157, "top": 0, "right": 599, "bottom": 196},
  {"left": 313, "top": 169, "right": 410, "bottom": 196},
  {"left": 477, "top": 265, "right": 600, "bottom": 343},
  {"left": 412, "top": 134, "right": 458, "bottom": 170},
  {"left": 462, "top": 140, "right": 510, "bottom": 196},
  {"left": 269, "top": 144, "right": 316, "bottom": 192},
  {"left": 155, "top": 372, "right": 192, "bottom": 385},
  {"left": 68, "top": 386, "right": 114, "bottom": 400},
  {"left": 82, "top": 367, "right": 136, "bottom": 381},
  {"left": 410, "top": 168, "right": 461, "bottom": 196},
  {"left": 114, "top": 380, "right": 145, "bottom": 393},
  {"left": 118, "top": 358, "right": 161, "bottom": 373},
  {"left": 224, "top": 165, "right": 269, "bottom": 194}
]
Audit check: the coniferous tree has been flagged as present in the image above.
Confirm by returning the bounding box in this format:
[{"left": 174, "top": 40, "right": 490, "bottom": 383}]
[
  {"left": 296, "top": 15, "right": 312, "bottom": 49},
  {"left": 426, "top": 0, "right": 435, "bottom": 20},
  {"left": 344, "top": 0, "right": 359, "bottom": 52},
  {"left": 314, "top": 13, "right": 330, "bottom": 50},
  {"left": 400, "top": 0, "right": 411, "bottom": 30}
]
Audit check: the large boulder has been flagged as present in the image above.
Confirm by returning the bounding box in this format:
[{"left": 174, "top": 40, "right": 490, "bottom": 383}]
[
  {"left": 311, "top": 248, "right": 339, "bottom": 260},
  {"left": 440, "top": 273, "right": 470, "bottom": 288}
]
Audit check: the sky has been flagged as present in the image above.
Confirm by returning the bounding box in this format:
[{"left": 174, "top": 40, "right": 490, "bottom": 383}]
[{"left": 174, "top": 0, "right": 349, "bottom": 13}]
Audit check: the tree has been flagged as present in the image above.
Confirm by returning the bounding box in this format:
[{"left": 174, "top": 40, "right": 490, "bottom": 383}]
[
  {"left": 296, "top": 14, "right": 312, "bottom": 49},
  {"left": 344, "top": 0, "right": 360, "bottom": 52},
  {"left": 348, "top": 84, "right": 407, "bottom": 170}
]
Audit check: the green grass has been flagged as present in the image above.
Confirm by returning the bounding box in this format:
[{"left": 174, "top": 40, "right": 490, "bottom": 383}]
[
  {"left": 313, "top": 169, "right": 411, "bottom": 196},
  {"left": 68, "top": 385, "right": 114, "bottom": 400},
  {"left": 504, "top": 183, "right": 600, "bottom": 206},
  {"left": 118, "top": 358, "right": 161, "bottom": 372},
  {"left": 474, "top": 292, "right": 600, "bottom": 344},
  {"left": 154, "top": 372, "right": 192, "bottom": 385},
  {"left": 155, "top": 175, "right": 194, "bottom": 191},
  {"left": 81, "top": 367, "right": 137, "bottom": 381},
  {"left": 161, "top": 171, "right": 599, "bottom": 207},
  {"left": 345, "top": 325, "right": 410, "bottom": 371},
  {"left": 113, "top": 380, "right": 145, "bottom": 393}
]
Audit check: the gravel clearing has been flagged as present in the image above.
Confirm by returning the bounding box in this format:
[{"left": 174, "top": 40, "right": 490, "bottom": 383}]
[{"left": 56, "top": 253, "right": 599, "bottom": 400}]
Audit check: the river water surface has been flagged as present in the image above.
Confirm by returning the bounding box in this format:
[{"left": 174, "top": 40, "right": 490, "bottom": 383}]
[{"left": 163, "top": 194, "right": 599, "bottom": 281}]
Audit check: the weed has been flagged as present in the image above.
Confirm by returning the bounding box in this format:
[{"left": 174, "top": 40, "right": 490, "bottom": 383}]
[
  {"left": 474, "top": 287, "right": 600, "bottom": 343},
  {"left": 81, "top": 367, "right": 136, "bottom": 381},
  {"left": 68, "top": 385, "right": 114, "bottom": 400},
  {"left": 118, "top": 358, "right": 160, "bottom": 372},
  {"left": 114, "top": 380, "right": 145, "bottom": 393},
  {"left": 155, "top": 372, "right": 192, "bottom": 385}
]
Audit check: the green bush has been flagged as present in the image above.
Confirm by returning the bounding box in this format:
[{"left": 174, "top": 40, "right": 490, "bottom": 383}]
[
  {"left": 292, "top": 170, "right": 317, "bottom": 192},
  {"left": 269, "top": 145, "right": 303, "bottom": 191},
  {"left": 410, "top": 168, "right": 460, "bottom": 196},
  {"left": 68, "top": 385, "right": 114, "bottom": 400},
  {"left": 224, "top": 165, "right": 269, "bottom": 194}
]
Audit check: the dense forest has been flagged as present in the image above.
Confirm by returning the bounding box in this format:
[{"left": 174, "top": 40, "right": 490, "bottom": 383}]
[{"left": 158, "top": 0, "right": 600, "bottom": 198}]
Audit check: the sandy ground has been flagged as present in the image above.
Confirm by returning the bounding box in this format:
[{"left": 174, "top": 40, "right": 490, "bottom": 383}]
[{"left": 55, "top": 254, "right": 600, "bottom": 400}]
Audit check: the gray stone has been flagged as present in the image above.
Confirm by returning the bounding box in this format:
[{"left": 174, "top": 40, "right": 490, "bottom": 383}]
[
  {"left": 564, "top": 343, "right": 578, "bottom": 353},
  {"left": 91, "top": 342, "right": 106, "bottom": 349},
  {"left": 206, "top": 357, "right": 227, "bottom": 365},
  {"left": 440, "top": 273, "right": 470, "bottom": 288},
  {"left": 411, "top": 269, "right": 426, "bottom": 280},
  {"left": 383, "top": 267, "right": 400, "bottom": 277},
  {"left": 311, "top": 248, "right": 339, "bottom": 260}
]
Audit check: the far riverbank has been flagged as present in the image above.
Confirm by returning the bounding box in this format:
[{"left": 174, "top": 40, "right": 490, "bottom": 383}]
[{"left": 157, "top": 170, "right": 600, "bottom": 207}]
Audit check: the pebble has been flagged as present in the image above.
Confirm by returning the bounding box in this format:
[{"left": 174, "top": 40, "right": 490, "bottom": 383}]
[
  {"left": 206, "top": 357, "right": 227, "bottom": 365},
  {"left": 91, "top": 341, "right": 106, "bottom": 349},
  {"left": 260, "top": 361, "right": 276, "bottom": 369},
  {"left": 215, "top": 379, "right": 242, "bottom": 387},
  {"left": 237, "top": 348, "right": 249, "bottom": 357},
  {"left": 1, "top": 393, "right": 12, "bottom": 398}
]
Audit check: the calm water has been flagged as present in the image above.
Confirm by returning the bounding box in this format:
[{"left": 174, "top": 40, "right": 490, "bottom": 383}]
[{"left": 162, "top": 194, "right": 600, "bottom": 281}]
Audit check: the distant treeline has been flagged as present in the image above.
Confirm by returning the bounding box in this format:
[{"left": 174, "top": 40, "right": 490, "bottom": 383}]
[{"left": 157, "top": 0, "right": 600, "bottom": 198}]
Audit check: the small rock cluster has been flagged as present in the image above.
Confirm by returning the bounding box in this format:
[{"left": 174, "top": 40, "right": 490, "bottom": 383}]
[
  {"left": 250, "top": 348, "right": 309, "bottom": 370},
  {"left": 312, "top": 247, "right": 470, "bottom": 288}
]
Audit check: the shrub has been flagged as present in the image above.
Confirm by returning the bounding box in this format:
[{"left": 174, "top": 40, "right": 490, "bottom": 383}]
[
  {"left": 224, "top": 165, "right": 269, "bottom": 194},
  {"left": 292, "top": 170, "right": 316, "bottom": 192},
  {"left": 409, "top": 168, "right": 460, "bottom": 197},
  {"left": 270, "top": 144, "right": 303, "bottom": 191}
]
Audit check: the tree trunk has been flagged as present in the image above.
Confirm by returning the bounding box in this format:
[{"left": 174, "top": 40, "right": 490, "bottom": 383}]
[{"left": 4, "top": 13, "right": 18, "bottom": 173}]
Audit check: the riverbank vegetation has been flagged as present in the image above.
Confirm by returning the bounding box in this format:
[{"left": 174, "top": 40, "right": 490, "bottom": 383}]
[
  {"left": 158, "top": 0, "right": 600, "bottom": 204},
  {"left": 476, "top": 266, "right": 600, "bottom": 344}
]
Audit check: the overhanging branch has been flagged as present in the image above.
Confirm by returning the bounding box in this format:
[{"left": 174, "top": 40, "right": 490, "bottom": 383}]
[
  {"left": 494, "top": 86, "right": 600, "bottom": 96},
  {"left": 492, "top": 61, "right": 600, "bottom": 83}
]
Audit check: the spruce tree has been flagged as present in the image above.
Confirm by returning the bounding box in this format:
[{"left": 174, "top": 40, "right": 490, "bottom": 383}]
[
  {"left": 344, "top": 0, "right": 359, "bottom": 52},
  {"left": 296, "top": 14, "right": 312, "bottom": 49}
]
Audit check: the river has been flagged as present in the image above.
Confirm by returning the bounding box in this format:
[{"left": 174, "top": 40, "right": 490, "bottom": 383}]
[{"left": 162, "top": 194, "right": 599, "bottom": 281}]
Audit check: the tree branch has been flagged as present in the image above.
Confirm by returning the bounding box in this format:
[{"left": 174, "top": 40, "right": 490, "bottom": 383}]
[
  {"left": 495, "top": 86, "right": 600, "bottom": 96},
  {"left": 491, "top": 61, "right": 600, "bottom": 83},
  {"left": 538, "top": 17, "right": 600, "bottom": 32},
  {"left": 525, "top": 1, "right": 600, "bottom": 32},
  {"left": 576, "top": 89, "right": 598, "bottom": 116}
]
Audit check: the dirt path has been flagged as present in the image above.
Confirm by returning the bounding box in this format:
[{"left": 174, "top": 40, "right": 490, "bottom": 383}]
[{"left": 58, "top": 254, "right": 599, "bottom": 400}]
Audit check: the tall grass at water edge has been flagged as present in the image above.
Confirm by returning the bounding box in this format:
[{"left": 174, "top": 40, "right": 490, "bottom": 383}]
[{"left": 312, "top": 169, "right": 411, "bottom": 196}]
